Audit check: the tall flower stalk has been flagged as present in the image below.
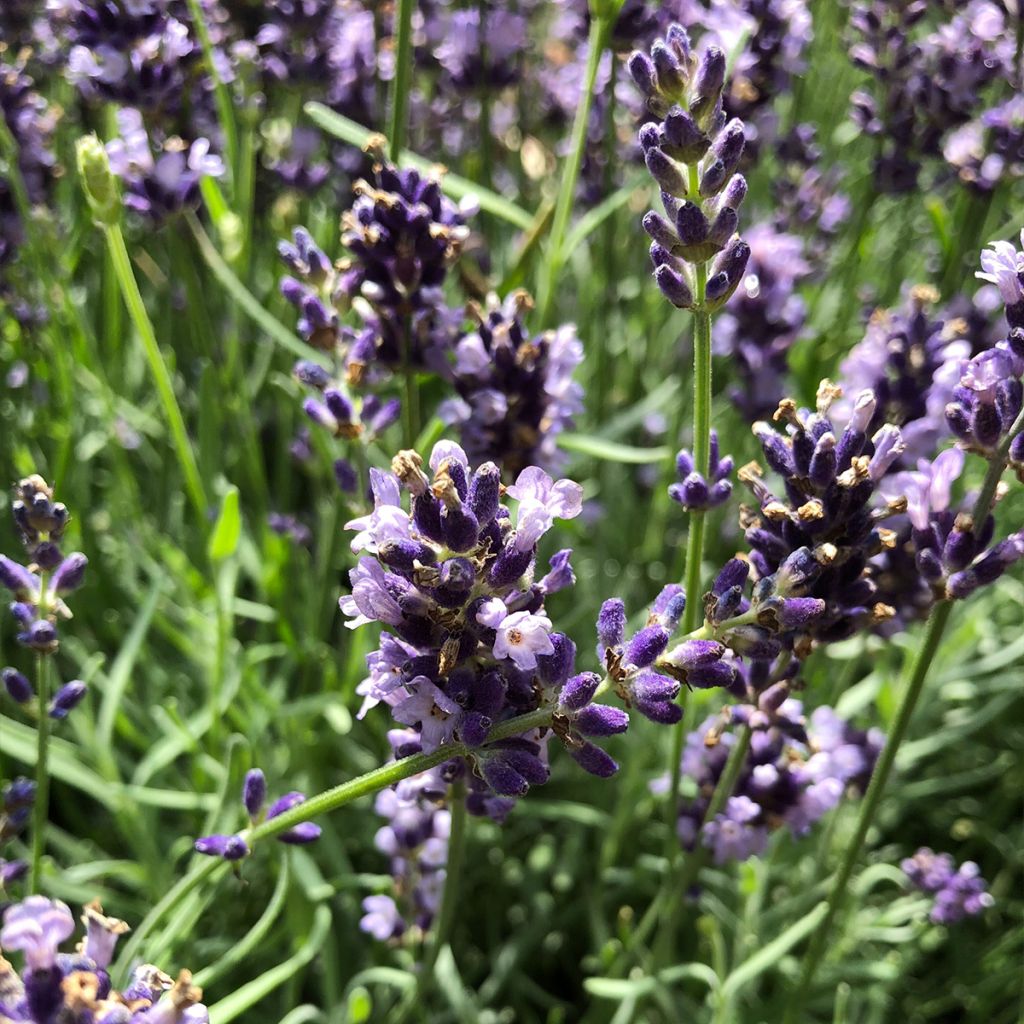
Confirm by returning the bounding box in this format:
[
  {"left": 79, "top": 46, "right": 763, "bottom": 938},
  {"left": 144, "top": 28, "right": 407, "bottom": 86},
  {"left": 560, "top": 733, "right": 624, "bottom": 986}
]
[{"left": 627, "top": 23, "right": 751, "bottom": 876}]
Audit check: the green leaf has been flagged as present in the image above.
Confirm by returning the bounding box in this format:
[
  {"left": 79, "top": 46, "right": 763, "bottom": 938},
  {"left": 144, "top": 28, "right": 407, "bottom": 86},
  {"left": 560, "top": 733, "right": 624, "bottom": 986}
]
[
  {"left": 303, "top": 103, "right": 535, "bottom": 230},
  {"left": 346, "top": 988, "right": 372, "bottom": 1024},
  {"left": 558, "top": 433, "right": 670, "bottom": 464},
  {"left": 207, "top": 905, "right": 331, "bottom": 1024},
  {"left": 434, "top": 946, "right": 480, "bottom": 1024},
  {"left": 208, "top": 485, "right": 241, "bottom": 561}
]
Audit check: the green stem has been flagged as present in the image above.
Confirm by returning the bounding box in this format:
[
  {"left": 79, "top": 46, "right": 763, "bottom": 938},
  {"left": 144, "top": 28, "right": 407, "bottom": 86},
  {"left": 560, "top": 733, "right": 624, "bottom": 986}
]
[
  {"left": 103, "top": 224, "right": 208, "bottom": 520},
  {"left": 537, "top": 16, "right": 611, "bottom": 323},
  {"left": 783, "top": 600, "right": 953, "bottom": 1021},
  {"left": 388, "top": 0, "right": 416, "bottom": 162},
  {"left": 424, "top": 781, "right": 468, "bottom": 974},
  {"left": 29, "top": 653, "right": 51, "bottom": 894}
]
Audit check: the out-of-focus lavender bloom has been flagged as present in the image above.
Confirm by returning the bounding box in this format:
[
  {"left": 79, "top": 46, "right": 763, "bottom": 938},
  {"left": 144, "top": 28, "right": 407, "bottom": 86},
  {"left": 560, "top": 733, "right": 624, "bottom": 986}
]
[
  {"left": 669, "top": 430, "right": 733, "bottom": 510},
  {"left": 1, "top": 476, "right": 86, "bottom": 655},
  {"left": 1, "top": 778, "right": 35, "bottom": 847},
  {"left": 848, "top": 0, "right": 1009, "bottom": 192},
  {"left": 946, "top": 95, "right": 1024, "bottom": 193},
  {"left": 106, "top": 107, "right": 224, "bottom": 222},
  {"left": 657, "top": 701, "right": 881, "bottom": 863},
  {"left": 902, "top": 847, "right": 994, "bottom": 924},
  {"left": 361, "top": 760, "right": 451, "bottom": 943},
  {"left": 439, "top": 291, "right": 584, "bottom": 477},
  {"left": 834, "top": 287, "right": 981, "bottom": 463},
  {"left": 714, "top": 221, "right": 809, "bottom": 418},
  {"left": 268, "top": 512, "right": 313, "bottom": 548},
  {"left": 0, "top": 897, "right": 209, "bottom": 1023}
]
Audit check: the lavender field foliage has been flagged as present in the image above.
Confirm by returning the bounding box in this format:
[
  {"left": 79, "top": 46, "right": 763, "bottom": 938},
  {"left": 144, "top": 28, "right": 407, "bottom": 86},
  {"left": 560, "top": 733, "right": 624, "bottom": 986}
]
[{"left": 0, "top": 1, "right": 1022, "bottom": 1023}]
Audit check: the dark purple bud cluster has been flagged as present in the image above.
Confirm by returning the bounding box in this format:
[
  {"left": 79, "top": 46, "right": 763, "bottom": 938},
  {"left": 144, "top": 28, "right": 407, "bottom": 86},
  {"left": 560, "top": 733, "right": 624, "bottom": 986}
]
[
  {"left": 55, "top": 0, "right": 205, "bottom": 114},
  {"left": 629, "top": 25, "right": 750, "bottom": 311},
  {"left": 0, "top": 60, "right": 57, "bottom": 273},
  {"left": 360, "top": 757, "right": 453, "bottom": 943},
  {"left": 669, "top": 430, "right": 733, "bottom": 510},
  {"left": 0, "top": 896, "right": 209, "bottom": 1024},
  {"left": 598, "top": 587, "right": 687, "bottom": 725},
  {"left": 1, "top": 476, "right": 87, "bottom": 655},
  {"left": 714, "top": 222, "right": 810, "bottom": 419},
  {"left": 105, "top": 107, "right": 223, "bottom": 223},
  {"left": 945, "top": 95, "right": 1024, "bottom": 194},
  {"left": 658, "top": 702, "right": 882, "bottom": 864},
  {"left": 337, "top": 140, "right": 472, "bottom": 373},
  {"left": 439, "top": 291, "right": 584, "bottom": 477},
  {"left": 902, "top": 848, "right": 994, "bottom": 924},
  {"left": 880, "top": 448, "right": 1024, "bottom": 602},
  {"left": 194, "top": 767, "right": 321, "bottom": 861},
  {"left": 771, "top": 124, "right": 850, "bottom": 260},
  {"left": 267, "top": 512, "right": 312, "bottom": 549},
  {"left": 343, "top": 440, "right": 627, "bottom": 815},
  {"left": 836, "top": 286, "right": 983, "bottom": 464},
  {"left": 848, "top": 0, "right": 1010, "bottom": 193}
]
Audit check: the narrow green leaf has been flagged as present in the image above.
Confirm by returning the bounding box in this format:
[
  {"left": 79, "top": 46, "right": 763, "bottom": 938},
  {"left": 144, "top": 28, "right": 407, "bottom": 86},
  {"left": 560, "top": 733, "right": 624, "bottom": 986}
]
[
  {"left": 303, "top": 103, "right": 535, "bottom": 231},
  {"left": 558, "top": 433, "right": 670, "bottom": 464},
  {"left": 208, "top": 486, "right": 241, "bottom": 561},
  {"left": 208, "top": 906, "right": 331, "bottom": 1024},
  {"left": 433, "top": 946, "right": 480, "bottom": 1024},
  {"left": 564, "top": 177, "right": 647, "bottom": 254}
]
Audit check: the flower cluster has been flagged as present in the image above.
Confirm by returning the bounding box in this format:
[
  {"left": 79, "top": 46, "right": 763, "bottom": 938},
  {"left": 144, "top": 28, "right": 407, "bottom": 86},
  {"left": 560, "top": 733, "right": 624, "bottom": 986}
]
[
  {"left": 104, "top": 107, "right": 223, "bottom": 222},
  {"left": 343, "top": 441, "right": 628, "bottom": 814},
  {"left": 657, "top": 702, "right": 882, "bottom": 864},
  {"left": 848, "top": 0, "right": 1010, "bottom": 192},
  {"left": 902, "top": 847, "right": 994, "bottom": 924},
  {"left": 360, "top": 756, "right": 452, "bottom": 943},
  {"left": 439, "top": 291, "right": 584, "bottom": 476},
  {"left": 0, "top": 476, "right": 88, "bottom": 655},
  {"left": 714, "top": 221, "right": 810, "bottom": 419},
  {"left": 630, "top": 24, "right": 751, "bottom": 311},
  {"left": 945, "top": 95, "right": 1024, "bottom": 194},
  {"left": 669, "top": 429, "right": 733, "bottom": 511},
  {"left": 0, "top": 896, "right": 209, "bottom": 1024},
  {"left": 194, "top": 768, "right": 321, "bottom": 861},
  {"left": 834, "top": 286, "right": 980, "bottom": 463}
]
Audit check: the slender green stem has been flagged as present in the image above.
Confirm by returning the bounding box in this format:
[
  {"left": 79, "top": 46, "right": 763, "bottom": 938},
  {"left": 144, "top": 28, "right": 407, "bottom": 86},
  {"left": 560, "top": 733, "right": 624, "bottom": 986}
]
[
  {"left": 388, "top": 0, "right": 416, "bottom": 162},
  {"left": 103, "top": 224, "right": 208, "bottom": 520},
  {"left": 424, "top": 781, "right": 468, "bottom": 974},
  {"left": 29, "top": 652, "right": 51, "bottom": 894},
  {"left": 783, "top": 600, "right": 954, "bottom": 1021},
  {"left": 538, "top": 15, "right": 611, "bottom": 323}
]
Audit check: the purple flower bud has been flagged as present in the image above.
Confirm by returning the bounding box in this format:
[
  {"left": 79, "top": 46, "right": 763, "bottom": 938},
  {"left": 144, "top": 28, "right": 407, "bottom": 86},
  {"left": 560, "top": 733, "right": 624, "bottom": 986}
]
[
  {"left": 0, "top": 556, "right": 37, "bottom": 596},
  {"left": 714, "top": 559, "right": 749, "bottom": 594},
  {"left": 469, "top": 463, "right": 501, "bottom": 525},
  {"left": 687, "top": 660, "right": 737, "bottom": 689},
  {"left": 650, "top": 41, "right": 685, "bottom": 96},
  {"left": 645, "top": 148, "right": 688, "bottom": 197},
  {"left": 664, "top": 639, "right": 725, "bottom": 670},
  {"left": 720, "top": 174, "right": 748, "bottom": 211},
  {"left": 559, "top": 671, "right": 601, "bottom": 711},
  {"left": 293, "top": 360, "right": 331, "bottom": 389},
  {"left": 2, "top": 667, "right": 33, "bottom": 704},
  {"left": 267, "top": 791, "right": 306, "bottom": 819},
  {"left": 776, "top": 597, "right": 827, "bottom": 629},
  {"left": 662, "top": 107, "right": 709, "bottom": 162},
  {"left": 655, "top": 264, "right": 694, "bottom": 308},
  {"left": 757, "top": 682, "right": 789, "bottom": 713},
  {"left": 675, "top": 201, "right": 710, "bottom": 245},
  {"left": 481, "top": 758, "right": 530, "bottom": 797},
  {"left": 441, "top": 506, "right": 479, "bottom": 552},
  {"left": 413, "top": 493, "right": 445, "bottom": 543},
  {"left": 808, "top": 434, "right": 837, "bottom": 488},
  {"left": 699, "top": 159, "right": 728, "bottom": 198},
  {"left": 460, "top": 711, "right": 491, "bottom": 747},
  {"left": 690, "top": 46, "right": 726, "bottom": 123},
  {"left": 725, "top": 625, "right": 782, "bottom": 659},
  {"left": 628, "top": 50, "right": 657, "bottom": 96},
  {"left": 569, "top": 741, "right": 619, "bottom": 778},
  {"left": 488, "top": 542, "right": 533, "bottom": 588},
  {"left": 643, "top": 211, "right": 680, "bottom": 250},
  {"left": 754, "top": 423, "right": 795, "bottom": 476},
  {"left": 195, "top": 834, "right": 250, "bottom": 860},
  {"left": 575, "top": 704, "right": 629, "bottom": 737},
  {"left": 379, "top": 539, "right": 437, "bottom": 571},
  {"left": 324, "top": 388, "right": 354, "bottom": 424},
  {"left": 537, "top": 633, "right": 576, "bottom": 688},
  {"left": 279, "top": 822, "right": 322, "bottom": 844},
  {"left": 18, "top": 620, "right": 57, "bottom": 651},
  {"left": 597, "top": 598, "right": 626, "bottom": 654},
  {"left": 48, "top": 680, "right": 86, "bottom": 719},
  {"left": 50, "top": 553, "right": 87, "bottom": 595},
  {"left": 625, "top": 625, "right": 670, "bottom": 668},
  {"left": 243, "top": 769, "right": 267, "bottom": 820}
]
